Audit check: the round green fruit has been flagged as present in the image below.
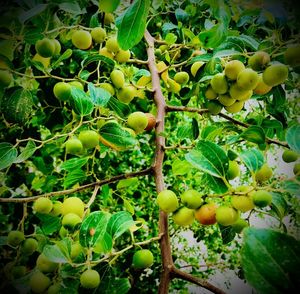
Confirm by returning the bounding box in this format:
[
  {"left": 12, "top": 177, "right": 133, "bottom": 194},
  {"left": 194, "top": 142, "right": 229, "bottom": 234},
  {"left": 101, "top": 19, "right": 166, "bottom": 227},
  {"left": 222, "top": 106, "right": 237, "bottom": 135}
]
[
  {"left": 99, "top": 0, "right": 119, "bottom": 12},
  {"left": 36, "top": 253, "right": 58, "bottom": 273},
  {"left": 157, "top": 190, "right": 179, "bottom": 213},
  {"left": 227, "top": 160, "right": 240, "bottom": 180},
  {"left": 11, "top": 265, "right": 26, "bottom": 279},
  {"left": 50, "top": 201, "right": 63, "bottom": 216},
  {"left": 251, "top": 190, "right": 272, "bottom": 208},
  {"left": 181, "top": 189, "right": 203, "bottom": 209},
  {"left": 166, "top": 78, "right": 181, "bottom": 93},
  {"left": 29, "top": 271, "right": 51, "bottom": 293},
  {"left": 99, "top": 47, "right": 114, "bottom": 59},
  {"left": 35, "top": 38, "right": 55, "bottom": 58},
  {"left": 231, "top": 218, "right": 249, "bottom": 234},
  {"left": 33, "top": 197, "right": 53, "bottom": 214},
  {"left": 237, "top": 68, "right": 259, "bottom": 90},
  {"left": 195, "top": 203, "right": 217, "bottom": 225},
  {"left": 225, "top": 101, "right": 244, "bottom": 113},
  {"left": 282, "top": 150, "right": 298, "bottom": 163},
  {"left": 65, "top": 138, "right": 84, "bottom": 155},
  {"left": 53, "top": 82, "right": 71, "bottom": 101},
  {"left": 284, "top": 45, "right": 300, "bottom": 67},
  {"left": 21, "top": 238, "right": 38, "bottom": 255},
  {"left": 110, "top": 69, "right": 125, "bottom": 89},
  {"left": 219, "top": 94, "right": 235, "bottom": 107},
  {"left": 72, "top": 30, "right": 92, "bottom": 50},
  {"left": 262, "top": 63, "right": 288, "bottom": 87},
  {"left": 59, "top": 226, "right": 68, "bottom": 239},
  {"left": 98, "top": 82, "right": 115, "bottom": 95},
  {"left": 191, "top": 61, "right": 204, "bottom": 77},
  {"left": 172, "top": 207, "right": 195, "bottom": 226},
  {"left": 78, "top": 130, "right": 99, "bottom": 149},
  {"left": 62, "top": 196, "right": 85, "bottom": 217},
  {"left": 71, "top": 242, "right": 83, "bottom": 260},
  {"left": 0, "top": 69, "right": 13, "bottom": 87},
  {"left": 253, "top": 74, "right": 272, "bottom": 95},
  {"left": 248, "top": 51, "right": 270, "bottom": 71},
  {"left": 69, "top": 81, "right": 84, "bottom": 90},
  {"left": 104, "top": 13, "right": 114, "bottom": 25},
  {"left": 7, "top": 230, "right": 25, "bottom": 247},
  {"left": 231, "top": 196, "right": 254, "bottom": 212},
  {"left": 106, "top": 37, "right": 119, "bottom": 53},
  {"left": 207, "top": 100, "right": 222, "bottom": 115},
  {"left": 115, "top": 49, "right": 131, "bottom": 63},
  {"left": 229, "top": 83, "right": 253, "bottom": 101},
  {"left": 62, "top": 213, "right": 82, "bottom": 230},
  {"left": 224, "top": 60, "right": 245, "bottom": 80},
  {"left": 127, "top": 111, "right": 148, "bottom": 133},
  {"left": 293, "top": 163, "right": 300, "bottom": 175},
  {"left": 174, "top": 71, "right": 189, "bottom": 84},
  {"left": 47, "top": 283, "right": 61, "bottom": 294},
  {"left": 255, "top": 163, "right": 272, "bottom": 182},
  {"left": 91, "top": 27, "right": 106, "bottom": 43},
  {"left": 80, "top": 269, "right": 100, "bottom": 289},
  {"left": 52, "top": 39, "right": 61, "bottom": 55},
  {"left": 215, "top": 206, "right": 239, "bottom": 226},
  {"left": 210, "top": 73, "right": 228, "bottom": 94},
  {"left": 117, "top": 85, "right": 136, "bottom": 103},
  {"left": 204, "top": 86, "right": 218, "bottom": 100},
  {"left": 132, "top": 249, "right": 154, "bottom": 269},
  {"left": 235, "top": 185, "right": 253, "bottom": 194}
]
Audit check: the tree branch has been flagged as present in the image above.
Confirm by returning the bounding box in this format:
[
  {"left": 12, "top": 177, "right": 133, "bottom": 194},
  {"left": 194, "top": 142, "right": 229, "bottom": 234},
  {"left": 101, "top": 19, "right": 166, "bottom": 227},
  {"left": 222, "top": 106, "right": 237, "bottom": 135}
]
[
  {"left": 0, "top": 167, "right": 153, "bottom": 203},
  {"left": 166, "top": 105, "right": 209, "bottom": 115}
]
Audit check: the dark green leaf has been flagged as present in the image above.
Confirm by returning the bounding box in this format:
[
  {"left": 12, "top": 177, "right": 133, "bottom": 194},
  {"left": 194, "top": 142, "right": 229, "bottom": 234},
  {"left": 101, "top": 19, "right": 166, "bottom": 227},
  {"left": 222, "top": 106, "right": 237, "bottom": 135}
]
[
  {"left": 43, "top": 244, "right": 69, "bottom": 263},
  {"left": 188, "top": 53, "right": 212, "bottom": 64},
  {"left": 240, "top": 126, "right": 266, "bottom": 144},
  {"left": 88, "top": 83, "right": 111, "bottom": 107},
  {"left": 36, "top": 213, "right": 61, "bottom": 235},
  {"left": 107, "top": 97, "right": 131, "bottom": 118},
  {"left": 214, "top": 49, "right": 242, "bottom": 58},
  {"left": 0, "top": 142, "right": 18, "bottom": 170},
  {"left": 63, "top": 169, "right": 86, "bottom": 189},
  {"left": 219, "top": 224, "right": 236, "bottom": 244},
  {"left": 239, "top": 148, "right": 264, "bottom": 172},
  {"left": 203, "top": 174, "right": 228, "bottom": 194},
  {"left": 58, "top": 2, "right": 86, "bottom": 15},
  {"left": 60, "top": 157, "right": 89, "bottom": 172},
  {"left": 192, "top": 118, "right": 199, "bottom": 140},
  {"left": 199, "top": 23, "right": 226, "bottom": 48},
  {"left": 14, "top": 140, "right": 36, "bottom": 163},
  {"left": 172, "top": 159, "right": 192, "bottom": 176},
  {"left": 286, "top": 124, "right": 300, "bottom": 153},
  {"left": 283, "top": 181, "right": 300, "bottom": 198},
  {"left": 117, "top": 178, "right": 139, "bottom": 189},
  {"left": 70, "top": 87, "right": 94, "bottom": 116},
  {"left": 93, "top": 232, "right": 113, "bottom": 253},
  {"left": 270, "top": 192, "right": 288, "bottom": 220},
  {"left": 175, "top": 8, "right": 189, "bottom": 22},
  {"left": 19, "top": 4, "right": 48, "bottom": 23},
  {"left": 82, "top": 54, "right": 115, "bottom": 68},
  {"left": 51, "top": 49, "right": 73, "bottom": 68}
]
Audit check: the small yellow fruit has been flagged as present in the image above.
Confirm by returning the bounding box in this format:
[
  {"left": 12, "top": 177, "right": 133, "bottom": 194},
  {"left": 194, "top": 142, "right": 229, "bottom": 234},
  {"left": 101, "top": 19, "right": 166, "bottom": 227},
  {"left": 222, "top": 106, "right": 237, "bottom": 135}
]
[
  {"left": 227, "top": 160, "right": 240, "bottom": 180},
  {"left": 104, "top": 13, "right": 114, "bottom": 25},
  {"left": 78, "top": 130, "right": 99, "bottom": 149},
  {"left": 62, "top": 213, "right": 82, "bottom": 230},
  {"left": 68, "top": 81, "right": 84, "bottom": 91},
  {"left": 231, "top": 218, "right": 249, "bottom": 233},
  {"left": 282, "top": 150, "right": 298, "bottom": 163},
  {"left": 166, "top": 78, "right": 181, "bottom": 93},
  {"left": 127, "top": 111, "right": 148, "bottom": 133},
  {"left": 248, "top": 51, "right": 270, "bottom": 71},
  {"left": 53, "top": 82, "right": 71, "bottom": 101},
  {"left": 99, "top": 0, "right": 119, "bottom": 13},
  {"left": 0, "top": 69, "right": 12, "bottom": 87},
  {"left": 132, "top": 249, "right": 154, "bottom": 269},
  {"left": 191, "top": 61, "right": 204, "bottom": 77},
  {"left": 52, "top": 39, "right": 61, "bottom": 55},
  {"left": 117, "top": 85, "right": 136, "bottom": 104},
  {"left": 231, "top": 196, "right": 254, "bottom": 212},
  {"left": 207, "top": 100, "right": 223, "bottom": 115},
  {"left": 218, "top": 94, "right": 236, "bottom": 106},
  {"left": 181, "top": 189, "right": 203, "bottom": 209},
  {"left": 115, "top": 49, "right": 131, "bottom": 63},
  {"left": 293, "top": 163, "right": 300, "bottom": 175},
  {"left": 98, "top": 82, "right": 115, "bottom": 95},
  {"left": 172, "top": 207, "right": 195, "bottom": 226},
  {"left": 225, "top": 101, "right": 244, "bottom": 113},
  {"left": 263, "top": 63, "right": 288, "bottom": 87},
  {"left": 205, "top": 86, "right": 218, "bottom": 100},
  {"left": 253, "top": 74, "right": 272, "bottom": 95},
  {"left": 7, "top": 230, "right": 25, "bottom": 247},
  {"left": 29, "top": 271, "right": 51, "bottom": 293},
  {"left": 237, "top": 68, "right": 259, "bottom": 90},
  {"left": 80, "top": 269, "right": 100, "bottom": 289},
  {"left": 47, "top": 283, "right": 60, "bottom": 294},
  {"left": 174, "top": 71, "right": 189, "bottom": 84},
  {"left": 36, "top": 253, "right": 58, "bottom": 273},
  {"left": 21, "top": 238, "right": 38, "bottom": 255},
  {"left": 99, "top": 47, "right": 114, "bottom": 59},
  {"left": 61, "top": 196, "right": 85, "bottom": 217},
  {"left": 210, "top": 73, "right": 228, "bottom": 94},
  {"left": 32, "top": 54, "right": 51, "bottom": 68},
  {"left": 91, "top": 27, "right": 106, "bottom": 43},
  {"left": 106, "top": 37, "right": 119, "bottom": 53},
  {"left": 110, "top": 69, "right": 125, "bottom": 89},
  {"left": 72, "top": 30, "right": 92, "bottom": 50},
  {"left": 229, "top": 83, "right": 253, "bottom": 101},
  {"left": 144, "top": 113, "right": 156, "bottom": 131},
  {"left": 157, "top": 190, "right": 179, "bottom": 213},
  {"left": 70, "top": 242, "right": 83, "bottom": 259},
  {"left": 65, "top": 138, "right": 84, "bottom": 155},
  {"left": 224, "top": 60, "right": 245, "bottom": 80},
  {"left": 216, "top": 206, "right": 239, "bottom": 226},
  {"left": 255, "top": 163, "right": 272, "bottom": 182},
  {"left": 33, "top": 197, "right": 53, "bottom": 214},
  {"left": 35, "top": 38, "right": 55, "bottom": 58}
]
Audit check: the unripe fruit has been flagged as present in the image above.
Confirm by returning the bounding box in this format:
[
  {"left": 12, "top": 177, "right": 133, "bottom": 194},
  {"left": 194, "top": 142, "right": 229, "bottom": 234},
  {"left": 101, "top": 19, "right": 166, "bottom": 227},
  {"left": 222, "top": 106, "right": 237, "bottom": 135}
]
[
  {"left": 52, "top": 39, "right": 61, "bottom": 55},
  {"left": 284, "top": 45, "right": 300, "bottom": 67},
  {"left": 144, "top": 113, "right": 156, "bottom": 131},
  {"left": 72, "top": 30, "right": 92, "bottom": 50},
  {"left": 62, "top": 197, "right": 85, "bottom": 217},
  {"left": 248, "top": 51, "right": 270, "bottom": 71},
  {"left": 115, "top": 49, "right": 131, "bottom": 63},
  {"left": 33, "top": 197, "right": 53, "bottom": 214},
  {"left": 227, "top": 161, "right": 240, "bottom": 180},
  {"left": 80, "top": 269, "right": 100, "bottom": 289},
  {"left": 231, "top": 196, "right": 254, "bottom": 212},
  {"left": 98, "top": 82, "right": 115, "bottom": 95},
  {"left": 59, "top": 226, "right": 68, "bottom": 238},
  {"left": 210, "top": 73, "right": 228, "bottom": 94},
  {"left": 62, "top": 213, "right": 82, "bottom": 230},
  {"left": 235, "top": 185, "right": 253, "bottom": 194},
  {"left": 205, "top": 86, "right": 218, "bottom": 100},
  {"left": 127, "top": 112, "right": 148, "bottom": 133},
  {"left": 106, "top": 38, "right": 119, "bottom": 53},
  {"left": 36, "top": 253, "right": 58, "bottom": 273},
  {"left": 225, "top": 101, "right": 244, "bottom": 113},
  {"left": 157, "top": 190, "right": 179, "bottom": 213},
  {"left": 65, "top": 138, "right": 84, "bottom": 155},
  {"left": 7, "top": 230, "right": 25, "bottom": 247},
  {"left": 229, "top": 83, "right": 253, "bottom": 101},
  {"left": 32, "top": 54, "right": 51, "bottom": 68},
  {"left": 35, "top": 38, "right": 55, "bottom": 58},
  {"left": 50, "top": 201, "right": 62, "bottom": 216},
  {"left": 263, "top": 63, "right": 288, "bottom": 87},
  {"left": 29, "top": 271, "right": 51, "bottom": 293},
  {"left": 0, "top": 69, "right": 12, "bottom": 87},
  {"left": 132, "top": 249, "right": 154, "bottom": 269},
  {"left": 110, "top": 69, "right": 125, "bottom": 89},
  {"left": 231, "top": 218, "right": 249, "bottom": 233},
  {"left": 104, "top": 13, "right": 114, "bottom": 25},
  {"left": 47, "top": 283, "right": 60, "bottom": 294},
  {"left": 174, "top": 71, "right": 189, "bottom": 84},
  {"left": 71, "top": 242, "right": 83, "bottom": 259},
  {"left": 191, "top": 61, "right": 204, "bottom": 77},
  {"left": 99, "top": 0, "right": 119, "bottom": 13},
  {"left": 172, "top": 207, "right": 195, "bottom": 226},
  {"left": 99, "top": 47, "right": 114, "bottom": 59},
  {"left": 218, "top": 94, "right": 235, "bottom": 107},
  {"left": 293, "top": 163, "right": 300, "bottom": 175},
  {"left": 91, "top": 27, "right": 106, "bottom": 43},
  {"left": 282, "top": 150, "right": 298, "bottom": 163},
  {"left": 251, "top": 190, "right": 272, "bottom": 208},
  {"left": 255, "top": 163, "right": 272, "bottom": 182},
  {"left": 166, "top": 78, "right": 181, "bottom": 93},
  {"left": 215, "top": 206, "right": 239, "bottom": 226},
  {"left": 195, "top": 203, "right": 217, "bottom": 225},
  {"left": 11, "top": 265, "right": 26, "bottom": 279},
  {"left": 53, "top": 82, "right": 71, "bottom": 101},
  {"left": 69, "top": 81, "right": 84, "bottom": 91},
  {"left": 180, "top": 190, "right": 203, "bottom": 209},
  {"left": 78, "top": 130, "right": 99, "bottom": 149},
  {"left": 207, "top": 100, "right": 222, "bottom": 115},
  {"left": 117, "top": 85, "right": 136, "bottom": 103},
  {"left": 237, "top": 68, "right": 259, "bottom": 90},
  {"left": 21, "top": 238, "right": 38, "bottom": 255},
  {"left": 224, "top": 60, "right": 245, "bottom": 80},
  {"left": 253, "top": 74, "right": 272, "bottom": 95},
  {"left": 123, "top": 127, "right": 136, "bottom": 137}
]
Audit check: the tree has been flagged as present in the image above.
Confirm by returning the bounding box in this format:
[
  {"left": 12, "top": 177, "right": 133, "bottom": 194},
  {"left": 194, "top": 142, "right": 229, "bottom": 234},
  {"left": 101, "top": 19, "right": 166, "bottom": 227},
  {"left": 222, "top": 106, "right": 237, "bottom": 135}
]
[{"left": 0, "top": 0, "right": 299, "bottom": 293}]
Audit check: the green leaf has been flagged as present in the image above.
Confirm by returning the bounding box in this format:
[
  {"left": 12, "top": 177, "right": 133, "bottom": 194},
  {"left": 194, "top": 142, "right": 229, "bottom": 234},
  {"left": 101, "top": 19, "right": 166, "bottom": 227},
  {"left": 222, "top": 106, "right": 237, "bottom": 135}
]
[
  {"left": 106, "top": 211, "right": 135, "bottom": 240},
  {"left": 270, "top": 192, "right": 288, "bottom": 220},
  {"left": 88, "top": 83, "right": 111, "bottom": 107},
  {"left": 60, "top": 157, "right": 89, "bottom": 172},
  {"left": 185, "top": 140, "right": 228, "bottom": 178},
  {"left": 18, "top": 4, "right": 48, "bottom": 23},
  {"left": 172, "top": 159, "right": 192, "bottom": 176},
  {"left": 43, "top": 244, "right": 69, "bottom": 263},
  {"left": 82, "top": 54, "right": 115, "bottom": 68},
  {"left": 165, "top": 33, "right": 177, "bottom": 45},
  {"left": 213, "top": 49, "right": 242, "bottom": 58},
  {"left": 240, "top": 126, "right": 266, "bottom": 144},
  {"left": 286, "top": 124, "right": 300, "bottom": 153},
  {"left": 70, "top": 87, "right": 94, "bottom": 116},
  {"left": 14, "top": 140, "right": 36, "bottom": 163},
  {"left": 107, "top": 97, "right": 131, "bottom": 118},
  {"left": 79, "top": 211, "right": 111, "bottom": 248},
  {"left": 227, "top": 34, "right": 259, "bottom": 51},
  {"left": 242, "top": 228, "right": 300, "bottom": 294},
  {"left": 219, "top": 224, "right": 236, "bottom": 244},
  {"left": 283, "top": 181, "right": 300, "bottom": 198},
  {"left": 51, "top": 49, "right": 73, "bottom": 68},
  {"left": 189, "top": 53, "right": 213, "bottom": 64},
  {"left": 203, "top": 174, "right": 228, "bottom": 194},
  {"left": 63, "top": 169, "right": 87, "bottom": 189},
  {"left": 99, "top": 0, "right": 121, "bottom": 12},
  {"left": 99, "top": 122, "right": 137, "bottom": 151},
  {"left": 123, "top": 199, "right": 135, "bottom": 215},
  {"left": 58, "top": 2, "right": 86, "bottom": 15},
  {"left": 117, "top": 178, "right": 139, "bottom": 189},
  {"left": 192, "top": 118, "right": 199, "bottom": 140},
  {"left": 239, "top": 148, "right": 264, "bottom": 172},
  {"left": 36, "top": 213, "right": 61, "bottom": 235},
  {"left": 0, "top": 142, "right": 18, "bottom": 170},
  {"left": 199, "top": 23, "right": 226, "bottom": 48},
  {"left": 117, "top": 0, "right": 150, "bottom": 50},
  {"left": 93, "top": 232, "right": 113, "bottom": 253}
]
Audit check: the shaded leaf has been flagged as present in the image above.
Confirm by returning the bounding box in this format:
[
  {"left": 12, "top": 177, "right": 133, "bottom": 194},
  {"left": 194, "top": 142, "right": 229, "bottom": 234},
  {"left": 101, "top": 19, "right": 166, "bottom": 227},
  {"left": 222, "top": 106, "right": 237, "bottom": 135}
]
[
  {"left": 270, "top": 192, "right": 288, "bottom": 220},
  {"left": 36, "top": 213, "right": 61, "bottom": 235},
  {"left": 240, "top": 126, "right": 266, "bottom": 144},
  {"left": 117, "top": 178, "right": 139, "bottom": 189},
  {"left": 51, "top": 49, "right": 73, "bottom": 68},
  {"left": 70, "top": 87, "right": 94, "bottom": 116},
  {"left": 107, "top": 97, "right": 131, "bottom": 118},
  {"left": 63, "top": 169, "right": 86, "bottom": 189},
  {"left": 19, "top": 4, "right": 48, "bottom": 23},
  {"left": 88, "top": 83, "right": 111, "bottom": 107},
  {"left": 286, "top": 124, "right": 300, "bottom": 153},
  {"left": 203, "top": 174, "right": 228, "bottom": 194},
  {"left": 43, "top": 244, "right": 69, "bottom": 263},
  {"left": 219, "top": 224, "right": 236, "bottom": 244},
  {"left": 239, "top": 148, "right": 264, "bottom": 172},
  {"left": 60, "top": 157, "right": 89, "bottom": 172},
  {"left": 82, "top": 54, "right": 115, "bottom": 68},
  {"left": 172, "top": 159, "right": 192, "bottom": 176},
  {"left": 14, "top": 140, "right": 36, "bottom": 163},
  {"left": 0, "top": 142, "right": 18, "bottom": 170}
]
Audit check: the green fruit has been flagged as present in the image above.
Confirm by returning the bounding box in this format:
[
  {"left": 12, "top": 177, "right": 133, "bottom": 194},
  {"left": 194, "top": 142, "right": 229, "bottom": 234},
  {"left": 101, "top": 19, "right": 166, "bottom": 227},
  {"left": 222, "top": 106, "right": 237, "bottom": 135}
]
[
  {"left": 127, "top": 112, "right": 148, "bottom": 133},
  {"left": 35, "top": 38, "right": 55, "bottom": 58},
  {"left": 115, "top": 49, "right": 131, "bottom": 63},
  {"left": 106, "top": 37, "right": 119, "bottom": 53},
  {"left": 207, "top": 100, "right": 222, "bottom": 115},
  {"left": 0, "top": 69, "right": 13, "bottom": 87},
  {"left": 237, "top": 68, "right": 259, "bottom": 90},
  {"left": 224, "top": 60, "right": 245, "bottom": 80},
  {"left": 174, "top": 71, "right": 189, "bottom": 84},
  {"left": 47, "top": 283, "right": 61, "bottom": 294},
  {"left": 33, "top": 197, "right": 53, "bottom": 214},
  {"left": 282, "top": 150, "right": 298, "bottom": 163},
  {"left": 11, "top": 265, "right": 26, "bottom": 279},
  {"left": 218, "top": 94, "right": 236, "bottom": 106},
  {"left": 91, "top": 27, "right": 106, "bottom": 43},
  {"left": 229, "top": 83, "right": 253, "bottom": 101},
  {"left": 69, "top": 81, "right": 84, "bottom": 90},
  {"left": 284, "top": 45, "right": 300, "bottom": 67},
  {"left": 195, "top": 203, "right": 217, "bottom": 225},
  {"left": 253, "top": 74, "right": 272, "bottom": 95},
  {"left": 248, "top": 51, "right": 270, "bottom": 71},
  {"left": 191, "top": 61, "right": 204, "bottom": 77},
  {"left": 251, "top": 190, "right": 272, "bottom": 208},
  {"left": 262, "top": 63, "right": 288, "bottom": 87},
  {"left": 21, "top": 238, "right": 38, "bottom": 255},
  {"left": 78, "top": 130, "right": 99, "bottom": 149},
  {"left": 99, "top": 47, "right": 114, "bottom": 59},
  {"left": 227, "top": 160, "right": 240, "bottom": 180},
  {"left": 50, "top": 201, "right": 63, "bottom": 216},
  {"left": 255, "top": 163, "right": 272, "bottom": 182},
  {"left": 110, "top": 69, "right": 125, "bottom": 89},
  {"left": 231, "top": 218, "right": 249, "bottom": 233},
  {"left": 53, "top": 82, "right": 71, "bottom": 101},
  {"left": 36, "top": 253, "right": 58, "bottom": 273},
  {"left": 204, "top": 86, "right": 218, "bottom": 100},
  {"left": 62, "top": 213, "right": 82, "bottom": 230},
  {"left": 104, "top": 13, "right": 114, "bottom": 25},
  {"left": 32, "top": 54, "right": 51, "bottom": 68},
  {"left": 216, "top": 206, "right": 239, "bottom": 226},
  {"left": 98, "top": 82, "right": 115, "bottom": 95},
  {"left": 166, "top": 78, "right": 181, "bottom": 93},
  {"left": 180, "top": 189, "right": 203, "bottom": 209},
  {"left": 117, "top": 85, "right": 136, "bottom": 103},
  {"left": 52, "top": 39, "right": 61, "bottom": 55},
  {"left": 210, "top": 73, "right": 228, "bottom": 94},
  {"left": 7, "top": 230, "right": 25, "bottom": 247},
  {"left": 172, "top": 207, "right": 195, "bottom": 226},
  {"left": 65, "top": 138, "right": 84, "bottom": 155},
  {"left": 157, "top": 190, "right": 179, "bottom": 213},
  {"left": 132, "top": 249, "right": 154, "bottom": 269},
  {"left": 231, "top": 196, "right": 254, "bottom": 212},
  {"left": 62, "top": 196, "right": 85, "bottom": 217},
  {"left": 29, "top": 271, "right": 51, "bottom": 293},
  {"left": 71, "top": 242, "right": 83, "bottom": 259},
  {"left": 99, "top": 0, "right": 120, "bottom": 13},
  {"left": 72, "top": 30, "right": 92, "bottom": 50},
  {"left": 235, "top": 185, "right": 253, "bottom": 194},
  {"left": 225, "top": 101, "right": 244, "bottom": 113},
  {"left": 59, "top": 226, "right": 68, "bottom": 238},
  {"left": 80, "top": 269, "right": 100, "bottom": 288},
  {"left": 293, "top": 163, "right": 300, "bottom": 175}
]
